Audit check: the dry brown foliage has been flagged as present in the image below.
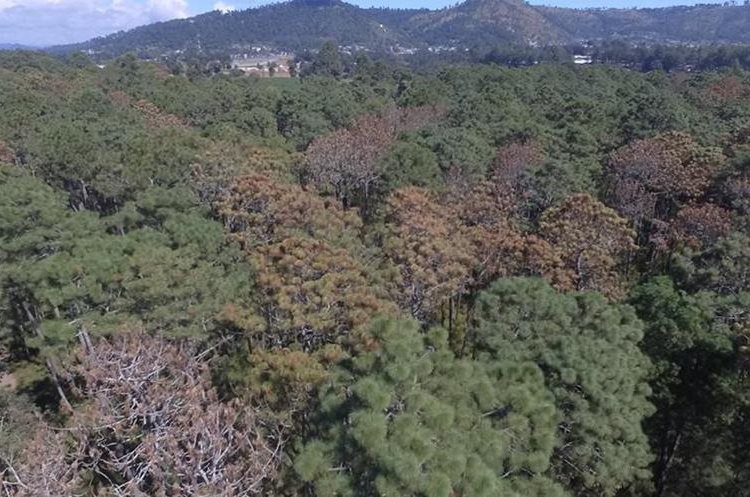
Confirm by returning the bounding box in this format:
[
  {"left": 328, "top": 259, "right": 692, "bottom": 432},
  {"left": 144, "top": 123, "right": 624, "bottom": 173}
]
[
  {"left": 705, "top": 75, "right": 750, "bottom": 104},
  {"left": 0, "top": 141, "right": 15, "bottom": 164},
  {"left": 455, "top": 179, "right": 517, "bottom": 229},
  {"left": 383, "top": 183, "right": 574, "bottom": 322},
  {"left": 193, "top": 144, "right": 298, "bottom": 203},
  {"left": 255, "top": 237, "right": 397, "bottom": 349},
  {"left": 608, "top": 132, "right": 726, "bottom": 221},
  {"left": 108, "top": 89, "right": 132, "bottom": 108},
  {"left": 109, "top": 90, "right": 188, "bottom": 129},
  {"left": 670, "top": 203, "right": 734, "bottom": 249},
  {"left": 216, "top": 173, "right": 362, "bottom": 249},
  {"left": 216, "top": 173, "right": 397, "bottom": 369},
  {"left": 304, "top": 105, "right": 444, "bottom": 211},
  {"left": 455, "top": 180, "right": 574, "bottom": 291},
  {"left": 132, "top": 99, "right": 188, "bottom": 129},
  {"left": 455, "top": 140, "right": 545, "bottom": 223},
  {"left": 493, "top": 141, "right": 544, "bottom": 179},
  {"left": 1, "top": 332, "right": 282, "bottom": 497},
  {"left": 384, "top": 187, "right": 477, "bottom": 320},
  {"left": 1, "top": 426, "right": 78, "bottom": 497},
  {"left": 540, "top": 193, "right": 637, "bottom": 300}
]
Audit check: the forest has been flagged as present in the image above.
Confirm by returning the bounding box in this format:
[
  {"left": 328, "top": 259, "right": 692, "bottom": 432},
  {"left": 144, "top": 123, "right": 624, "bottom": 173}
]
[{"left": 0, "top": 48, "right": 748, "bottom": 497}]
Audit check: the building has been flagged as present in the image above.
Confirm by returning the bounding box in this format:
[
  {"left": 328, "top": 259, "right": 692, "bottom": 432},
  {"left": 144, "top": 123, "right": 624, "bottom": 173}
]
[{"left": 230, "top": 54, "right": 292, "bottom": 77}]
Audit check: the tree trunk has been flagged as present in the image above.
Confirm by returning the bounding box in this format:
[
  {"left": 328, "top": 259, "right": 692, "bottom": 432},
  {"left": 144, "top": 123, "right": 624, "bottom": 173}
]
[
  {"left": 655, "top": 426, "right": 682, "bottom": 497},
  {"left": 21, "top": 301, "right": 74, "bottom": 412}
]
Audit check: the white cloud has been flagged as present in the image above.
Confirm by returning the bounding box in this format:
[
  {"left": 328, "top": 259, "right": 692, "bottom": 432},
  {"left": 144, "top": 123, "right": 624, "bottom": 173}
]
[
  {"left": 148, "top": 0, "right": 188, "bottom": 19},
  {"left": 0, "top": 0, "right": 190, "bottom": 46},
  {"left": 213, "top": 1, "right": 234, "bottom": 12}
]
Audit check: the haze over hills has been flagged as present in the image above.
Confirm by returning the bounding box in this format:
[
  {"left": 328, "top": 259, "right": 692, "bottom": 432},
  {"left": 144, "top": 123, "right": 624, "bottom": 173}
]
[
  {"left": 0, "top": 43, "right": 38, "bottom": 50},
  {"left": 56, "top": 0, "right": 750, "bottom": 57}
]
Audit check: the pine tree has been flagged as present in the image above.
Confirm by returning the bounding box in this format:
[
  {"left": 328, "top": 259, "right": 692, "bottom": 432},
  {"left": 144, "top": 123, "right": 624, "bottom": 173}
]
[
  {"left": 295, "top": 318, "right": 565, "bottom": 497},
  {"left": 630, "top": 278, "right": 750, "bottom": 497},
  {"left": 472, "top": 278, "right": 654, "bottom": 497},
  {"left": 0, "top": 166, "right": 256, "bottom": 395},
  {"left": 540, "top": 193, "right": 637, "bottom": 299}
]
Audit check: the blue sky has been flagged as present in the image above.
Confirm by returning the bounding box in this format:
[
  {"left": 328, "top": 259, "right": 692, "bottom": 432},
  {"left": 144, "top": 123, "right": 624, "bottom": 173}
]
[{"left": 0, "top": 0, "right": 727, "bottom": 46}]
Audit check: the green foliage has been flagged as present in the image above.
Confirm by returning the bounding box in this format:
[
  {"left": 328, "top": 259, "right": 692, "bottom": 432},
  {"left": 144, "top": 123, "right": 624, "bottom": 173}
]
[
  {"left": 295, "top": 319, "right": 565, "bottom": 497},
  {"left": 2, "top": 50, "right": 750, "bottom": 497},
  {"left": 630, "top": 278, "right": 750, "bottom": 497},
  {"left": 472, "top": 278, "right": 654, "bottom": 497},
  {"left": 304, "top": 42, "right": 344, "bottom": 78},
  {"left": 671, "top": 231, "right": 750, "bottom": 295},
  {"left": 0, "top": 166, "right": 256, "bottom": 389},
  {"left": 423, "top": 126, "right": 495, "bottom": 180},
  {"left": 380, "top": 141, "right": 442, "bottom": 190}
]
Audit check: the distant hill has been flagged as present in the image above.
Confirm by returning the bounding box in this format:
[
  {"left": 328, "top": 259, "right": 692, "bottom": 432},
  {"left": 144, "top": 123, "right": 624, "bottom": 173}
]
[
  {"left": 54, "top": 0, "right": 750, "bottom": 57},
  {"left": 0, "top": 43, "right": 38, "bottom": 50},
  {"left": 55, "top": 0, "right": 416, "bottom": 57},
  {"left": 539, "top": 3, "right": 750, "bottom": 44},
  {"left": 410, "top": 0, "right": 570, "bottom": 46}
]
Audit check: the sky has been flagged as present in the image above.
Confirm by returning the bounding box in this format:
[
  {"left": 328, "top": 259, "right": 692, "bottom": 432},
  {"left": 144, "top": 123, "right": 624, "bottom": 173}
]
[{"left": 0, "top": 0, "right": 727, "bottom": 47}]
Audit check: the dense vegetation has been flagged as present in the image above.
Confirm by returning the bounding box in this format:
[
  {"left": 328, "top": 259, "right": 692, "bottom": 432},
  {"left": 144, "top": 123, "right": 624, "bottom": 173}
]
[
  {"left": 55, "top": 0, "right": 750, "bottom": 58},
  {"left": 475, "top": 42, "right": 750, "bottom": 73},
  {"left": 1, "top": 49, "right": 749, "bottom": 497}
]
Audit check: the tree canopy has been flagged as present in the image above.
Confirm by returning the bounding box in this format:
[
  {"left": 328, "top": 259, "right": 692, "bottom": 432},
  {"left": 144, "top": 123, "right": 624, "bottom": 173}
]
[{"left": 2, "top": 50, "right": 750, "bottom": 497}]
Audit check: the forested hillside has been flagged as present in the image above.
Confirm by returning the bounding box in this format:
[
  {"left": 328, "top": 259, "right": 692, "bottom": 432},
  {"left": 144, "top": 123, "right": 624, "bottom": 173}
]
[
  {"left": 0, "top": 50, "right": 749, "bottom": 496},
  {"left": 540, "top": 3, "right": 750, "bottom": 44},
  {"left": 55, "top": 0, "right": 750, "bottom": 57}
]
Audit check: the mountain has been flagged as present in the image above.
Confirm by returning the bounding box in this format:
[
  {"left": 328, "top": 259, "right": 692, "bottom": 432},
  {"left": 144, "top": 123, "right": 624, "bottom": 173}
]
[
  {"left": 57, "top": 0, "right": 417, "bottom": 57},
  {"left": 56, "top": 0, "right": 750, "bottom": 57},
  {"left": 410, "top": 0, "right": 570, "bottom": 46},
  {"left": 539, "top": 3, "right": 750, "bottom": 44}
]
